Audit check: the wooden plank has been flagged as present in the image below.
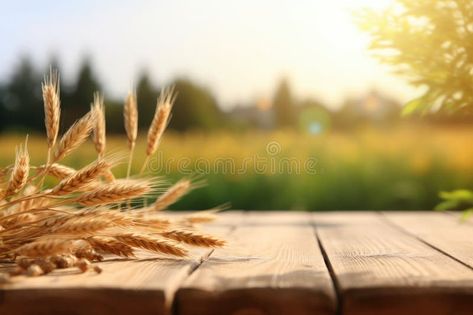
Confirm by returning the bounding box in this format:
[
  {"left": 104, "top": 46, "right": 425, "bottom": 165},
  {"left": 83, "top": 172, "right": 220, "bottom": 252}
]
[
  {"left": 383, "top": 211, "right": 473, "bottom": 269},
  {"left": 175, "top": 211, "right": 336, "bottom": 315},
  {"left": 0, "top": 212, "right": 241, "bottom": 315},
  {"left": 314, "top": 212, "right": 473, "bottom": 315}
]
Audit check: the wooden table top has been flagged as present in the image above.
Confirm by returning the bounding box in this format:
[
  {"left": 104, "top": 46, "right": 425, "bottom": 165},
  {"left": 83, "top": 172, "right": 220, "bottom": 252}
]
[{"left": 1, "top": 211, "right": 473, "bottom": 315}]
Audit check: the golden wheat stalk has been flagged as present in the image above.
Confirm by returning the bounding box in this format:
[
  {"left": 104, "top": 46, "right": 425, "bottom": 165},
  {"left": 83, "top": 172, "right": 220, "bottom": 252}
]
[
  {"left": 14, "top": 239, "right": 80, "bottom": 257},
  {"left": 92, "top": 93, "right": 106, "bottom": 159},
  {"left": 75, "top": 180, "right": 150, "bottom": 206},
  {"left": 134, "top": 217, "right": 171, "bottom": 230},
  {"left": 160, "top": 230, "right": 225, "bottom": 247},
  {"left": 124, "top": 91, "right": 138, "bottom": 151},
  {"left": 87, "top": 237, "right": 135, "bottom": 257},
  {"left": 114, "top": 234, "right": 187, "bottom": 257},
  {"left": 49, "top": 159, "right": 111, "bottom": 196},
  {"left": 54, "top": 108, "right": 98, "bottom": 162},
  {"left": 48, "top": 215, "right": 116, "bottom": 234},
  {"left": 0, "top": 69, "right": 224, "bottom": 281},
  {"left": 152, "top": 179, "right": 191, "bottom": 211},
  {"left": 124, "top": 91, "right": 138, "bottom": 176},
  {"left": 141, "top": 87, "right": 175, "bottom": 173},
  {"left": 5, "top": 140, "right": 30, "bottom": 197},
  {"left": 42, "top": 69, "right": 61, "bottom": 150},
  {"left": 36, "top": 163, "right": 76, "bottom": 180}
]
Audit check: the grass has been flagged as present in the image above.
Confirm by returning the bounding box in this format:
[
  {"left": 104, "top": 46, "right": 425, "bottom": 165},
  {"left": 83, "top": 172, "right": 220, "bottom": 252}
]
[{"left": 3, "top": 124, "right": 472, "bottom": 211}]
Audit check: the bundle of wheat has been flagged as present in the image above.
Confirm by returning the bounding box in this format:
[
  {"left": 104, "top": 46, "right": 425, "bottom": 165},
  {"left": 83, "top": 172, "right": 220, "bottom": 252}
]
[{"left": 0, "top": 69, "right": 224, "bottom": 281}]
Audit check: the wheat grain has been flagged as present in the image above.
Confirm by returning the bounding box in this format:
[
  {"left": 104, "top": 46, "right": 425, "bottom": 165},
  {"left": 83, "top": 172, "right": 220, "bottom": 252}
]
[
  {"left": 1, "top": 213, "right": 36, "bottom": 229},
  {"left": 102, "top": 169, "right": 116, "bottom": 183},
  {"left": 14, "top": 239, "right": 79, "bottom": 257},
  {"left": 50, "top": 254, "right": 78, "bottom": 268}
]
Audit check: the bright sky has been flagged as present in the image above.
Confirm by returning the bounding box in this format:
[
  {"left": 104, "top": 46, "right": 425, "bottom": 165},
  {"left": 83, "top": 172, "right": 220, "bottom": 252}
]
[{"left": 0, "top": 0, "right": 418, "bottom": 109}]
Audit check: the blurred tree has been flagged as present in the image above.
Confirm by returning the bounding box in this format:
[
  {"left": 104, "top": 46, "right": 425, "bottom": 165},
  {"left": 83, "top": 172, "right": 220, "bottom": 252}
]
[
  {"left": 136, "top": 71, "right": 159, "bottom": 129},
  {"left": 168, "top": 78, "right": 223, "bottom": 131},
  {"left": 2, "top": 57, "right": 42, "bottom": 131},
  {"left": 45, "top": 55, "right": 62, "bottom": 74},
  {"left": 273, "top": 78, "right": 296, "bottom": 128},
  {"left": 360, "top": 0, "right": 473, "bottom": 214},
  {"left": 0, "top": 85, "right": 7, "bottom": 132},
  {"left": 359, "top": 0, "right": 473, "bottom": 115},
  {"left": 63, "top": 58, "right": 102, "bottom": 129}
]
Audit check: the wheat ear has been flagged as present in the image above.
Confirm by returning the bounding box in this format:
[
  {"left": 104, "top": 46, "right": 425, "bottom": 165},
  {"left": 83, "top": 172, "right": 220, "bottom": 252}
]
[
  {"left": 49, "top": 159, "right": 111, "bottom": 196},
  {"left": 54, "top": 108, "right": 98, "bottom": 162},
  {"left": 141, "top": 87, "right": 175, "bottom": 173},
  {"left": 74, "top": 180, "right": 151, "bottom": 206},
  {"left": 160, "top": 230, "right": 225, "bottom": 247},
  {"left": 152, "top": 179, "right": 191, "bottom": 211},
  {"left": 124, "top": 91, "right": 138, "bottom": 177},
  {"left": 14, "top": 239, "right": 83, "bottom": 257},
  {"left": 92, "top": 93, "right": 106, "bottom": 159},
  {"left": 42, "top": 69, "right": 61, "bottom": 157},
  {"left": 87, "top": 237, "right": 135, "bottom": 257},
  {"left": 114, "top": 234, "right": 187, "bottom": 257},
  {"left": 6, "top": 140, "right": 30, "bottom": 197},
  {"left": 36, "top": 163, "right": 75, "bottom": 180}
]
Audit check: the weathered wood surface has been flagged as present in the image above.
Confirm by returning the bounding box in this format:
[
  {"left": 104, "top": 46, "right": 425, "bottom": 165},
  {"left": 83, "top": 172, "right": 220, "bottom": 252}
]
[
  {"left": 383, "top": 211, "right": 473, "bottom": 269},
  {"left": 2, "top": 211, "right": 473, "bottom": 315},
  {"left": 314, "top": 212, "right": 473, "bottom": 315},
  {"left": 175, "top": 212, "right": 336, "bottom": 315}
]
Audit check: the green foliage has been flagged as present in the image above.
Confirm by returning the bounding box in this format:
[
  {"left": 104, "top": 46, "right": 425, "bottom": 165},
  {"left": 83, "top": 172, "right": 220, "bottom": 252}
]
[
  {"left": 359, "top": 0, "right": 473, "bottom": 114},
  {"left": 361, "top": 0, "right": 473, "bottom": 216},
  {"left": 435, "top": 189, "right": 473, "bottom": 211}
]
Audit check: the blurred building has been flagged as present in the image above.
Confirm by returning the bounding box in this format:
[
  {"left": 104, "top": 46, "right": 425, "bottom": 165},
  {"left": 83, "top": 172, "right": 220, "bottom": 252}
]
[
  {"left": 229, "top": 98, "right": 275, "bottom": 129},
  {"left": 335, "top": 89, "right": 402, "bottom": 128},
  {"left": 352, "top": 89, "right": 401, "bottom": 120}
]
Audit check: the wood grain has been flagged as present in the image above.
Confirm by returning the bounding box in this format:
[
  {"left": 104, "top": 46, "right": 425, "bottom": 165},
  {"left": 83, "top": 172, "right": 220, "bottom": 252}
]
[
  {"left": 0, "top": 212, "right": 241, "bottom": 315},
  {"left": 383, "top": 211, "right": 473, "bottom": 269},
  {"left": 314, "top": 212, "right": 473, "bottom": 315},
  {"left": 175, "top": 211, "right": 336, "bottom": 315}
]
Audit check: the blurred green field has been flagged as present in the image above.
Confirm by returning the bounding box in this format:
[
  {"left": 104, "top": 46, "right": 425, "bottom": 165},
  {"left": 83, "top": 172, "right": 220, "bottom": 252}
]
[{"left": 2, "top": 125, "right": 473, "bottom": 211}]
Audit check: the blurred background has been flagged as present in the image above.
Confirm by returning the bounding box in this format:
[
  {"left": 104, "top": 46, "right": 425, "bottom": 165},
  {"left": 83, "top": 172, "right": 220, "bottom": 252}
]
[{"left": 1, "top": 0, "right": 472, "bottom": 211}]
